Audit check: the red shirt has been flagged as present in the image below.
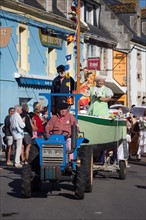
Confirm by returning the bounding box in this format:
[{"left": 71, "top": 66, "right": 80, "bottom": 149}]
[
  {"left": 45, "top": 112, "right": 78, "bottom": 138},
  {"left": 33, "top": 114, "right": 44, "bottom": 133}
]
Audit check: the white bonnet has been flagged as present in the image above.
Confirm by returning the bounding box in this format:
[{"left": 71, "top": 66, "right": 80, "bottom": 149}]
[{"left": 95, "top": 75, "right": 106, "bottom": 82}]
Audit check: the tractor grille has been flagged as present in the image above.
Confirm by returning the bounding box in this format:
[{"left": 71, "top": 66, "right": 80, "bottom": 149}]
[{"left": 42, "top": 144, "right": 63, "bottom": 165}]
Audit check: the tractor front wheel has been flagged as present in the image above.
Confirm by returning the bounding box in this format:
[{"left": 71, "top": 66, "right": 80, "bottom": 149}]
[{"left": 74, "top": 166, "right": 85, "bottom": 200}]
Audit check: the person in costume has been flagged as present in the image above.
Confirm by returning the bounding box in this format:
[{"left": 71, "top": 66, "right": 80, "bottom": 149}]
[{"left": 81, "top": 75, "right": 113, "bottom": 117}]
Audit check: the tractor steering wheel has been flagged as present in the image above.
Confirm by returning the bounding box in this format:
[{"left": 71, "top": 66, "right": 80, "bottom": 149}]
[{"left": 49, "top": 129, "right": 69, "bottom": 138}]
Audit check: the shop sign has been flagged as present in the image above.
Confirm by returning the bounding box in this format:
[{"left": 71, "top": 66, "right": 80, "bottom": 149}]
[
  {"left": 113, "top": 51, "right": 127, "bottom": 87},
  {"left": 0, "top": 27, "right": 12, "bottom": 48},
  {"left": 87, "top": 57, "right": 100, "bottom": 70},
  {"left": 39, "top": 28, "right": 63, "bottom": 49}
]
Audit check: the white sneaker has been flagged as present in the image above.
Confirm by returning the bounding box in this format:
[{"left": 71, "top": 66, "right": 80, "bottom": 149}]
[{"left": 15, "top": 163, "right": 22, "bottom": 168}]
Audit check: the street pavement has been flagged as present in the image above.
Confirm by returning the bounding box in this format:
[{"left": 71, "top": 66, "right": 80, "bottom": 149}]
[{"left": 0, "top": 151, "right": 146, "bottom": 220}]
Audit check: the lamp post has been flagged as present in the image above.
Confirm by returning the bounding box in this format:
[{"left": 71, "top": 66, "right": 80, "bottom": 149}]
[
  {"left": 76, "top": 0, "right": 80, "bottom": 94},
  {"left": 76, "top": 0, "right": 81, "bottom": 111}
]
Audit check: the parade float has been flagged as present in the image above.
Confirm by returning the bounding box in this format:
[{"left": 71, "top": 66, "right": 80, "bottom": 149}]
[{"left": 73, "top": 0, "right": 128, "bottom": 178}]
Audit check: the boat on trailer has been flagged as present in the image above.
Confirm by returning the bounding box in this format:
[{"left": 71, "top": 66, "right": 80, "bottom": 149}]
[{"left": 78, "top": 114, "right": 128, "bottom": 179}]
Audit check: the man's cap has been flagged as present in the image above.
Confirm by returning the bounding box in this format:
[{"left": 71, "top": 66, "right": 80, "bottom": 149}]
[
  {"left": 56, "top": 65, "right": 65, "bottom": 72},
  {"left": 57, "top": 102, "right": 69, "bottom": 110},
  {"left": 0, "top": 123, "right": 3, "bottom": 126}
]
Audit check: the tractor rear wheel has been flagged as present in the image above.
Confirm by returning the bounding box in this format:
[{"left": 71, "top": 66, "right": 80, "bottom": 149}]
[
  {"left": 31, "top": 174, "right": 41, "bottom": 191},
  {"left": 21, "top": 164, "right": 32, "bottom": 198},
  {"left": 80, "top": 146, "right": 93, "bottom": 192}
]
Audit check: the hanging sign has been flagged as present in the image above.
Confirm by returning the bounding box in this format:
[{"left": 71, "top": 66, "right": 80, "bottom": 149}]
[
  {"left": 39, "top": 28, "right": 63, "bottom": 49},
  {"left": 113, "top": 51, "right": 127, "bottom": 87},
  {"left": 0, "top": 27, "right": 12, "bottom": 48},
  {"left": 87, "top": 57, "right": 100, "bottom": 70}
]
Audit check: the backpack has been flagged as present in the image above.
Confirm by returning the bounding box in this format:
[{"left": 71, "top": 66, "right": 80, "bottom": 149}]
[
  {"left": 2, "top": 126, "right": 6, "bottom": 134},
  {"left": 3, "top": 136, "right": 7, "bottom": 145}
]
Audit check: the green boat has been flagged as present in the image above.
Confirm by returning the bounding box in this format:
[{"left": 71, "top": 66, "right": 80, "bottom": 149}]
[
  {"left": 78, "top": 114, "right": 128, "bottom": 179},
  {"left": 78, "top": 114, "right": 127, "bottom": 146},
  {"left": 78, "top": 114, "right": 127, "bottom": 162}
]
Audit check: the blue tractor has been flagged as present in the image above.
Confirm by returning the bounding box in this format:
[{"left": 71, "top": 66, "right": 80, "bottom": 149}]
[{"left": 21, "top": 93, "right": 93, "bottom": 199}]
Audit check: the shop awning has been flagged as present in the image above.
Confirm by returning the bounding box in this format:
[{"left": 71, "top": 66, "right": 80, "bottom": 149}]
[
  {"left": 105, "top": 81, "right": 125, "bottom": 94},
  {"left": 14, "top": 73, "right": 53, "bottom": 89}
]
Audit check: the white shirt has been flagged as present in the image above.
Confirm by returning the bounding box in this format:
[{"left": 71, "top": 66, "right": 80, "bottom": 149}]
[{"left": 10, "top": 112, "right": 25, "bottom": 140}]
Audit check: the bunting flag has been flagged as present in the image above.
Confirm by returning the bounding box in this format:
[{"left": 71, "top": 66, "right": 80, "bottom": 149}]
[
  {"left": 72, "top": 0, "right": 77, "bottom": 7},
  {"left": 69, "top": 0, "right": 78, "bottom": 23},
  {"left": 67, "top": 35, "right": 75, "bottom": 43},
  {"left": 65, "top": 54, "right": 72, "bottom": 61}
]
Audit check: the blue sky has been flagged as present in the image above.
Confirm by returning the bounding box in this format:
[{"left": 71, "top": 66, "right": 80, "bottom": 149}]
[{"left": 139, "top": 0, "right": 146, "bottom": 7}]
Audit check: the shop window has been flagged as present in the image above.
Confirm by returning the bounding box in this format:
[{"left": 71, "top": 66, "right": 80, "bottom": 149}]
[
  {"left": 100, "top": 48, "right": 107, "bottom": 71},
  {"left": 80, "top": 2, "right": 85, "bottom": 21},
  {"left": 94, "top": 6, "right": 100, "bottom": 27},
  {"left": 86, "top": 5, "right": 93, "bottom": 25},
  {"left": 87, "top": 44, "right": 95, "bottom": 57},
  {"left": 142, "top": 22, "right": 146, "bottom": 35},
  {"left": 83, "top": 2, "right": 100, "bottom": 27}
]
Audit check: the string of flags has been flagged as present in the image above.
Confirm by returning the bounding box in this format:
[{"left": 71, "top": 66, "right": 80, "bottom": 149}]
[
  {"left": 65, "top": 54, "right": 72, "bottom": 61},
  {"left": 67, "top": 34, "right": 75, "bottom": 43},
  {"left": 65, "top": 1, "right": 79, "bottom": 62},
  {"left": 68, "top": 0, "right": 78, "bottom": 23},
  {"left": 72, "top": 0, "right": 77, "bottom": 7}
]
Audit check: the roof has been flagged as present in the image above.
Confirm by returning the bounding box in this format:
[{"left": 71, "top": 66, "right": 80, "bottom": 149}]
[
  {"left": 22, "top": 0, "right": 45, "bottom": 10},
  {"left": 1, "top": 0, "right": 87, "bottom": 33},
  {"left": 109, "top": 2, "right": 137, "bottom": 14},
  {"left": 102, "top": 0, "right": 146, "bottom": 46},
  {"left": 85, "top": 24, "right": 117, "bottom": 47}
]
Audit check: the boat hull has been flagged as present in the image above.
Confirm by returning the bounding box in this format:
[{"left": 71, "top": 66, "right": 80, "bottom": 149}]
[
  {"left": 78, "top": 115, "right": 127, "bottom": 161},
  {"left": 78, "top": 115, "right": 127, "bottom": 146}
]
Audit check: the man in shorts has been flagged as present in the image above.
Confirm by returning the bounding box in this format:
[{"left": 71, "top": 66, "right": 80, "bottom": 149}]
[{"left": 4, "top": 107, "right": 15, "bottom": 166}]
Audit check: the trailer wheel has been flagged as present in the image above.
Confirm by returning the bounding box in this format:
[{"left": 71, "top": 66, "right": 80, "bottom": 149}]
[
  {"left": 75, "top": 166, "right": 85, "bottom": 200},
  {"left": 21, "top": 164, "right": 32, "bottom": 198},
  {"left": 80, "top": 146, "right": 93, "bottom": 192},
  {"left": 119, "top": 160, "right": 127, "bottom": 180}
]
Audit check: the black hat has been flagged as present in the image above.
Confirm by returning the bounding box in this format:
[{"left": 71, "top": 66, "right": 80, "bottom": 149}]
[
  {"left": 57, "top": 102, "right": 69, "bottom": 110},
  {"left": 0, "top": 123, "right": 3, "bottom": 126},
  {"left": 56, "top": 65, "right": 65, "bottom": 72}
]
